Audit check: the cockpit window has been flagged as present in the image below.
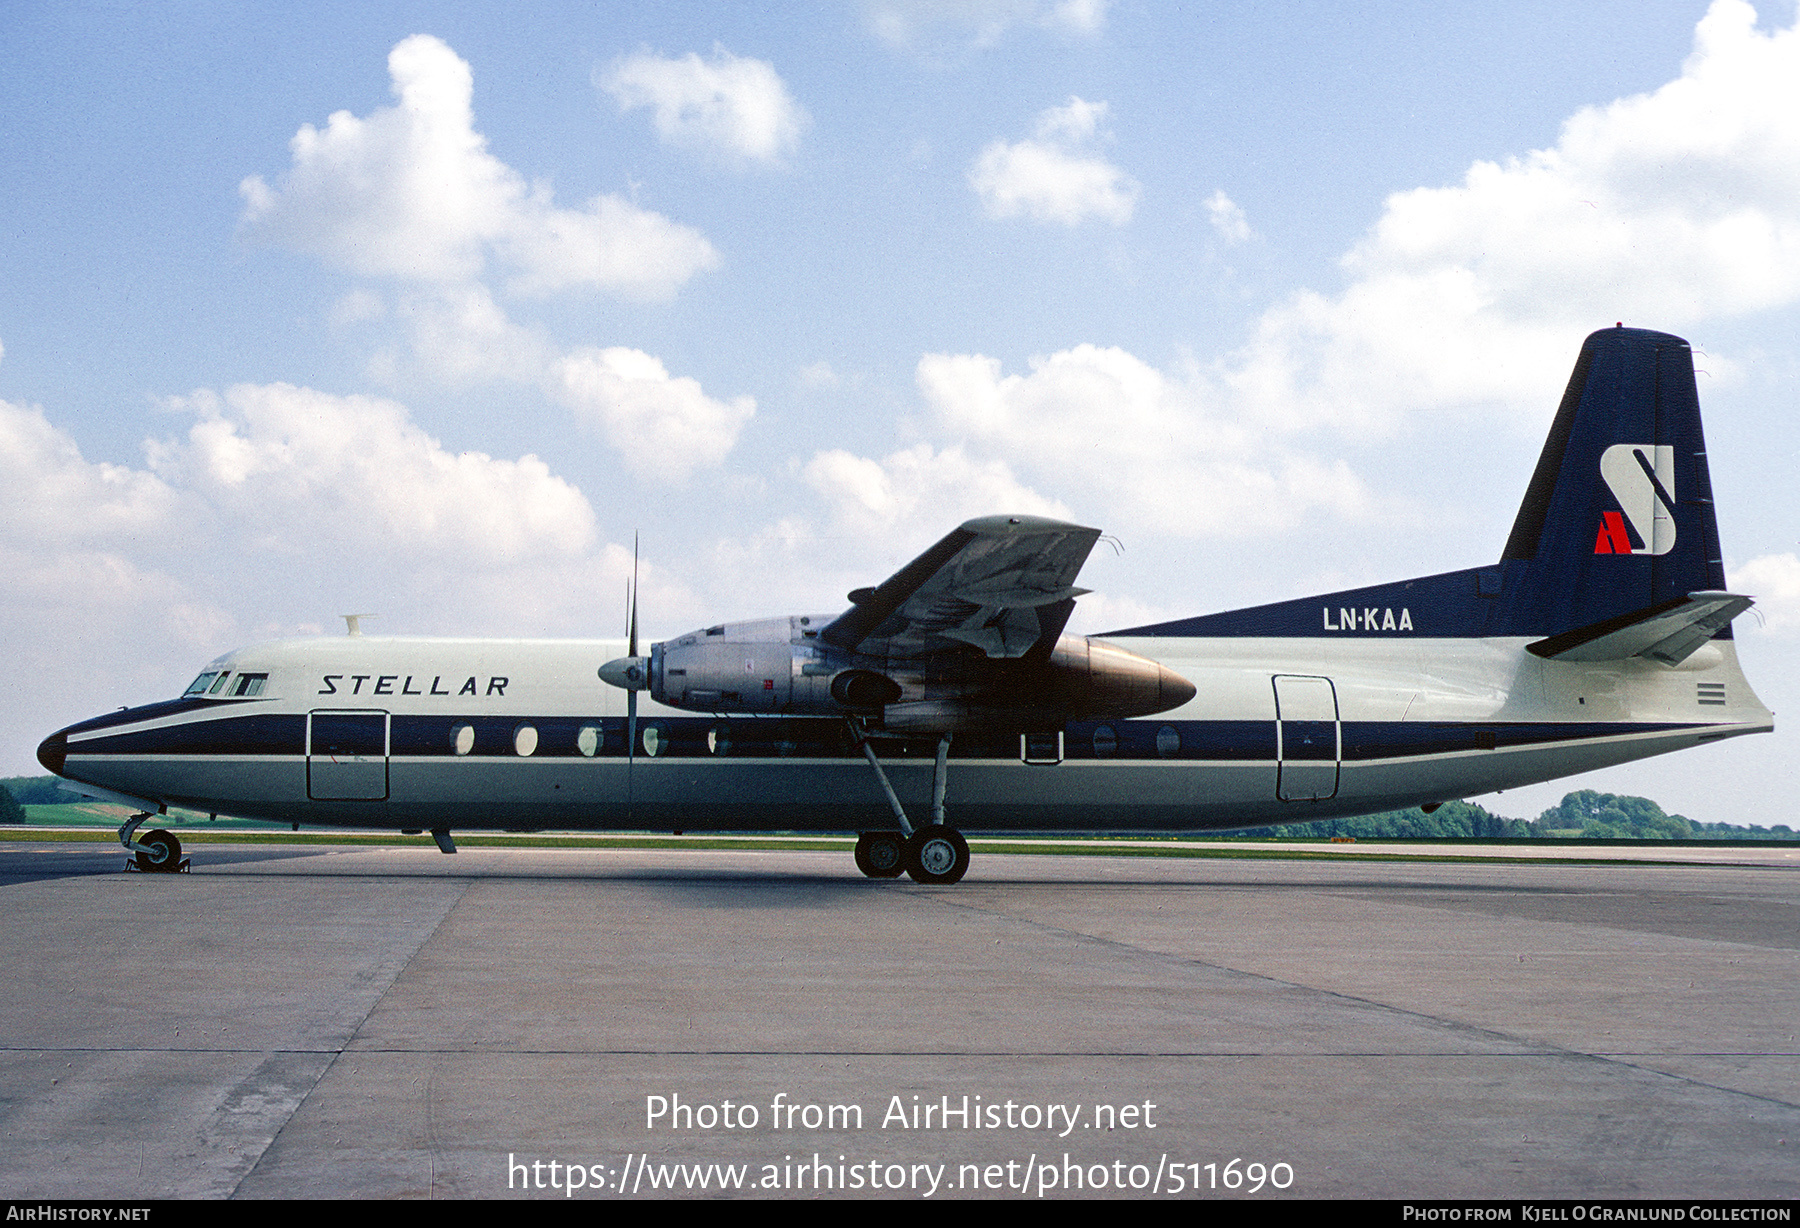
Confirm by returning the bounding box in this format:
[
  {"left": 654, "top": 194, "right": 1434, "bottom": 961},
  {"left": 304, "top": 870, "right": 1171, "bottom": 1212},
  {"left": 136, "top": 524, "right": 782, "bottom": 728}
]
[
  {"left": 208, "top": 672, "right": 233, "bottom": 695},
  {"left": 184, "top": 672, "right": 220, "bottom": 697},
  {"left": 230, "top": 673, "right": 268, "bottom": 697}
]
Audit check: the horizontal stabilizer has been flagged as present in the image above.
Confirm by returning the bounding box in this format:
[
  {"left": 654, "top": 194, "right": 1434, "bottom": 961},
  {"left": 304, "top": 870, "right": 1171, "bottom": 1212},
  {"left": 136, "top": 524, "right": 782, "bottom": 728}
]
[{"left": 1526, "top": 591, "right": 1752, "bottom": 666}]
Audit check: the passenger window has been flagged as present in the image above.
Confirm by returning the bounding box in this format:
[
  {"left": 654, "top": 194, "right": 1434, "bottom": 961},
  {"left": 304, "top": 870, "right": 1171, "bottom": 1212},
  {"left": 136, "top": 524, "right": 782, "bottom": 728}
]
[
  {"left": 576, "top": 725, "right": 601, "bottom": 757},
  {"left": 1092, "top": 725, "right": 1117, "bottom": 757},
  {"left": 513, "top": 725, "right": 539, "bottom": 757},
  {"left": 450, "top": 723, "right": 476, "bottom": 756}
]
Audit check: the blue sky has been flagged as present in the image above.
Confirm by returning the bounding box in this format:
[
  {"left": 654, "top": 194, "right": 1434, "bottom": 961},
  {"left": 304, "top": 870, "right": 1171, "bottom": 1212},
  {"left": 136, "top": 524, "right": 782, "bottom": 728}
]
[{"left": 4, "top": 1, "right": 1797, "bottom": 825}]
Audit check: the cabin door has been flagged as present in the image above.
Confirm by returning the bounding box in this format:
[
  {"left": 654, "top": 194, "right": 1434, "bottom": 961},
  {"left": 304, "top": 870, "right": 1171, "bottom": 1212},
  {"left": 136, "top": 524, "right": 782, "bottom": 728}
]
[
  {"left": 308, "top": 710, "right": 390, "bottom": 800},
  {"left": 1273, "top": 675, "right": 1339, "bottom": 801}
]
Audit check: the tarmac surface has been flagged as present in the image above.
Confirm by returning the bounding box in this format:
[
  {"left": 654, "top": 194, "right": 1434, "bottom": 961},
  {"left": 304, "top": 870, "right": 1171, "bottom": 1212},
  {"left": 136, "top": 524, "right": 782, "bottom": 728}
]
[{"left": 0, "top": 838, "right": 1795, "bottom": 1200}]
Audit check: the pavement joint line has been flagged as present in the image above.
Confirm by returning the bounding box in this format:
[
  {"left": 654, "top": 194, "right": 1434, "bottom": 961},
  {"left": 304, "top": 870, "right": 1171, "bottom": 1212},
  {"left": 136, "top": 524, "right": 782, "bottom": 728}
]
[
  {"left": 227, "top": 875, "right": 473, "bottom": 1199},
  {"left": 918, "top": 887, "right": 1800, "bottom": 1114},
  {"left": 5, "top": 1045, "right": 1796, "bottom": 1058}
]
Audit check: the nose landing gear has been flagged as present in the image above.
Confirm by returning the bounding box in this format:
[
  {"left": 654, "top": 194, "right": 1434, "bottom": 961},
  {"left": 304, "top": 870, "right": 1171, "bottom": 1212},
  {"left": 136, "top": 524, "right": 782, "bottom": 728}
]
[{"left": 120, "top": 814, "right": 188, "bottom": 873}]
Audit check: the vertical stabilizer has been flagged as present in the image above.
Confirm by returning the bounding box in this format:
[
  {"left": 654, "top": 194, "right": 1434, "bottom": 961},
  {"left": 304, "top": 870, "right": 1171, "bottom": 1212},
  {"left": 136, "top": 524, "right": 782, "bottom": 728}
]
[{"left": 1496, "top": 327, "right": 1726, "bottom": 636}]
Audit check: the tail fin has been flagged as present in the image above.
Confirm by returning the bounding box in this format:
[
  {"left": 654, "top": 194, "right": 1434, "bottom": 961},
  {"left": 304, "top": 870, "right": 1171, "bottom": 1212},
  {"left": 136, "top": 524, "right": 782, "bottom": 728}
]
[
  {"left": 1106, "top": 325, "right": 1738, "bottom": 643},
  {"left": 1495, "top": 326, "right": 1727, "bottom": 636}
]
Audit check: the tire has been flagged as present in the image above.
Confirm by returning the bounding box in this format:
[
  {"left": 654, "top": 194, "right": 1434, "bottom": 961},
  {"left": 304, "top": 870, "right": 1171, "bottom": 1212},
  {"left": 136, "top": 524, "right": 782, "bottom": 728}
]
[
  {"left": 136, "top": 829, "right": 181, "bottom": 873},
  {"left": 855, "top": 831, "right": 905, "bottom": 879},
  {"left": 904, "top": 825, "right": 969, "bottom": 884}
]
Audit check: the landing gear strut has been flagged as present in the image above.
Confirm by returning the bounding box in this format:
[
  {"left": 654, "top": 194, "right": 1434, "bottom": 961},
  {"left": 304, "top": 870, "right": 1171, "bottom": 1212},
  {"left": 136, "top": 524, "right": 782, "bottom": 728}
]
[
  {"left": 850, "top": 727, "right": 971, "bottom": 884},
  {"left": 120, "top": 813, "right": 188, "bottom": 873}
]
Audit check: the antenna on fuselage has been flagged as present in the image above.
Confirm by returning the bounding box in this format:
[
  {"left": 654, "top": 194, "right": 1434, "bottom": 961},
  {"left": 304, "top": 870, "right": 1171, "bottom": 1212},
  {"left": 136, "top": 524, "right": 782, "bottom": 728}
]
[{"left": 340, "top": 613, "right": 378, "bottom": 637}]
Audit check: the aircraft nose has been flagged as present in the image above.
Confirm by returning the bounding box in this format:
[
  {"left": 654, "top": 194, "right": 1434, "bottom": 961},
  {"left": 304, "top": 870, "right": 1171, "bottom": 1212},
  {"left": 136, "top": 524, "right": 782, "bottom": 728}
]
[{"left": 37, "top": 730, "right": 67, "bottom": 776}]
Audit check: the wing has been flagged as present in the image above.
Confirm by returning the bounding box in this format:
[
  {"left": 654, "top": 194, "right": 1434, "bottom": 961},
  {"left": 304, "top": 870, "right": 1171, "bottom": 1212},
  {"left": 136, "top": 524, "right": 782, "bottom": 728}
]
[{"left": 820, "top": 515, "right": 1102, "bottom": 659}]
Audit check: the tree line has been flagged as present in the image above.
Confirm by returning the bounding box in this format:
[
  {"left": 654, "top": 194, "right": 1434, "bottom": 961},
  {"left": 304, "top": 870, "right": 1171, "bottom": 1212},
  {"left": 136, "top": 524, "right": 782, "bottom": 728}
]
[{"left": 2, "top": 774, "right": 1793, "bottom": 840}]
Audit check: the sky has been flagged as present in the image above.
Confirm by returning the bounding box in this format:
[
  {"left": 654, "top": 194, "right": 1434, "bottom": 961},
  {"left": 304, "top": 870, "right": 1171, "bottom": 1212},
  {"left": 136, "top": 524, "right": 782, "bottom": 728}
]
[{"left": 3, "top": 0, "right": 1797, "bottom": 826}]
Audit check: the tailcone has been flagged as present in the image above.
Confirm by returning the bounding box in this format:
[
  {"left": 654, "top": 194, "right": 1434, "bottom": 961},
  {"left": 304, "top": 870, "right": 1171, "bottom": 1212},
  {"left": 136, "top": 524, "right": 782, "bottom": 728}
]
[{"left": 1158, "top": 664, "right": 1198, "bottom": 712}]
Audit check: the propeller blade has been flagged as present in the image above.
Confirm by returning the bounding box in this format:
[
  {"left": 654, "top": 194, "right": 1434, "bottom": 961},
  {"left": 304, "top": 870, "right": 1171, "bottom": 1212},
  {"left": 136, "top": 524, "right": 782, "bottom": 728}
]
[{"left": 628, "top": 532, "right": 639, "bottom": 763}]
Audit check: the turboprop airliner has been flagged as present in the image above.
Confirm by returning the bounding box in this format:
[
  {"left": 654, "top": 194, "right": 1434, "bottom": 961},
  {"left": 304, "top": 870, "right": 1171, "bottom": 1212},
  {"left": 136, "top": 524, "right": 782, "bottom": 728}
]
[{"left": 35, "top": 327, "right": 1773, "bottom": 883}]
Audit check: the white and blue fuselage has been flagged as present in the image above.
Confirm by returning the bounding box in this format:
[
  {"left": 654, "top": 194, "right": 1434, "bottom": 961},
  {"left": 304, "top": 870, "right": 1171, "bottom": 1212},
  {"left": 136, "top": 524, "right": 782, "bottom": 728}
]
[
  {"left": 33, "top": 328, "right": 1777, "bottom": 877},
  {"left": 38, "top": 625, "right": 1769, "bottom": 834}
]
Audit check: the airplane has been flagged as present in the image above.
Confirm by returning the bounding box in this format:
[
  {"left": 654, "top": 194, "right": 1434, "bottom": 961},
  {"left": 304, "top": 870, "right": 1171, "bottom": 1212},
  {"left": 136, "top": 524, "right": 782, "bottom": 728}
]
[{"left": 35, "top": 326, "right": 1773, "bottom": 883}]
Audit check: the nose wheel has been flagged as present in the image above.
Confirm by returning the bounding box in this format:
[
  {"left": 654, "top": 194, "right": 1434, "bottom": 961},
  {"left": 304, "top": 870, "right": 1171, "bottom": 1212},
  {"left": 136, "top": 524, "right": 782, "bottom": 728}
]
[{"left": 119, "top": 814, "right": 188, "bottom": 873}]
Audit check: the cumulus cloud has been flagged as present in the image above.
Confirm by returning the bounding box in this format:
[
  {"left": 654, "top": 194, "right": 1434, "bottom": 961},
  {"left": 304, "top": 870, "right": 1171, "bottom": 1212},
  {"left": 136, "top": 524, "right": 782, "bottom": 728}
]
[
  {"left": 602, "top": 46, "right": 807, "bottom": 165},
  {"left": 0, "top": 396, "right": 231, "bottom": 746},
  {"left": 389, "top": 283, "right": 553, "bottom": 385},
  {"left": 235, "top": 37, "right": 757, "bottom": 477},
  {"left": 239, "top": 34, "right": 717, "bottom": 300},
  {"left": 866, "top": 0, "right": 1107, "bottom": 50},
  {"left": 798, "top": 341, "right": 1375, "bottom": 546},
  {"left": 970, "top": 97, "right": 1139, "bottom": 225},
  {"left": 804, "top": 443, "right": 1070, "bottom": 535},
  {"left": 550, "top": 347, "right": 756, "bottom": 481},
  {"left": 1205, "top": 189, "right": 1253, "bottom": 244},
  {"left": 1729, "top": 553, "right": 1800, "bottom": 632},
  {"left": 147, "top": 383, "right": 596, "bottom": 565},
  {"left": 0, "top": 398, "right": 180, "bottom": 547},
  {"left": 914, "top": 345, "right": 1373, "bottom": 535},
  {"left": 821, "top": 3, "right": 1800, "bottom": 562},
  {"left": 1223, "top": 0, "right": 1800, "bottom": 432}
]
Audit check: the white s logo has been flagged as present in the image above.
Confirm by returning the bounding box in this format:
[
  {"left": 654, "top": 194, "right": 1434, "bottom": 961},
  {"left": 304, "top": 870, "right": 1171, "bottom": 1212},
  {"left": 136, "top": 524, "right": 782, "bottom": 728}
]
[{"left": 1599, "top": 444, "right": 1676, "bottom": 555}]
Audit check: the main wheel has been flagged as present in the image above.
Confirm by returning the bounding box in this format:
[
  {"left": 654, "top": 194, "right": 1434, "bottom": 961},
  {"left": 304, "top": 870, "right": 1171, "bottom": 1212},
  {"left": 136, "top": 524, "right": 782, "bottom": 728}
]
[
  {"left": 904, "top": 824, "right": 969, "bottom": 884},
  {"left": 854, "top": 831, "right": 905, "bottom": 879},
  {"left": 135, "top": 829, "right": 182, "bottom": 873}
]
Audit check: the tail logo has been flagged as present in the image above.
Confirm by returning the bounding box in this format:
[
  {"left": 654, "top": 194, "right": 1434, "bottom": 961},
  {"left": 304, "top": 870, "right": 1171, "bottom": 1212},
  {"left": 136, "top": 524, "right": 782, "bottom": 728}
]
[{"left": 1594, "top": 444, "right": 1676, "bottom": 556}]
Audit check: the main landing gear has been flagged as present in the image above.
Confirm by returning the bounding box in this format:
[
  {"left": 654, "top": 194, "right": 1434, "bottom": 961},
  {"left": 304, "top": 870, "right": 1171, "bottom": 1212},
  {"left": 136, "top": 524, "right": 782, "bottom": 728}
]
[
  {"left": 119, "top": 813, "right": 188, "bottom": 874},
  {"left": 850, "top": 727, "right": 972, "bottom": 885}
]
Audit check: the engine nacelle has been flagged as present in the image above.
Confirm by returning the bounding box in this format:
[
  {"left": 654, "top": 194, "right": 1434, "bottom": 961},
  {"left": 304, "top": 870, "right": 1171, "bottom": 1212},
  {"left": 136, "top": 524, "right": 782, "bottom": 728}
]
[
  {"left": 607, "top": 616, "right": 1195, "bottom": 732},
  {"left": 878, "top": 637, "right": 1195, "bottom": 733},
  {"left": 650, "top": 617, "right": 816, "bottom": 713}
]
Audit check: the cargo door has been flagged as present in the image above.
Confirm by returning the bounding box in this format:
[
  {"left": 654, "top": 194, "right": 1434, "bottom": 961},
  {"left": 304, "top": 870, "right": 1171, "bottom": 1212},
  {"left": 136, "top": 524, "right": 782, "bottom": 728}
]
[{"left": 308, "top": 710, "right": 389, "bottom": 800}]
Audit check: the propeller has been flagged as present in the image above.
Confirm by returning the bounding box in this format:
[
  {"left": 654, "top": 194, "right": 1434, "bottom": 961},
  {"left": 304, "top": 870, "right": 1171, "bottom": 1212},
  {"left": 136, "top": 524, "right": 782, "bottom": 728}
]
[
  {"left": 597, "top": 535, "right": 648, "bottom": 763},
  {"left": 627, "top": 534, "right": 638, "bottom": 763}
]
